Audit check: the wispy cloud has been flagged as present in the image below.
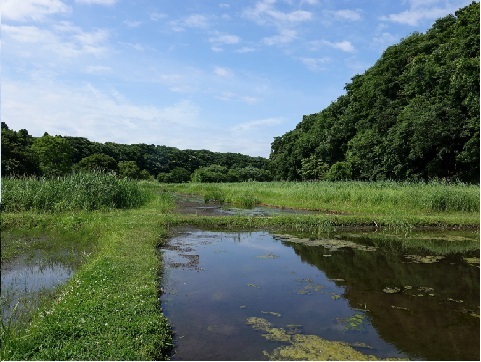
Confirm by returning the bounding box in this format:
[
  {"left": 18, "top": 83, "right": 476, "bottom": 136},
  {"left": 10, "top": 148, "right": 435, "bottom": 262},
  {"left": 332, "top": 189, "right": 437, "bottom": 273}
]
[
  {"left": 325, "top": 9, "right": 362, "bottom": 21},
  {"left": 232, "top": 117, "right": 283, "bottom": 131},
  {"left": 213, "top": 66, "right": 234, "bottom": 77},
  {"left": 243, "top": 0, "right": 312, "bottom": 26},
  {"left": 379, "top": 0, "right": 467, "bottom": 26},
  {"left": 263, "top": 29, "right": 297, "bottom": 45},
  {"left": 209, "top": 32, "right": 241, "bottom": 44},
  {"left": 150, "top": 12, "right": 167, "bottom": 21},
  {"left": 170, "top": 14, "right": 210, "bottom": 31},
  {"left": 3, "top": 80, "right": 201, "bottom": 145},
  {"left": 4, "top": 24, "right": 110, "bottom": 59},
  {"left": 2, "top": 0, "right": 70, "bottom": 21},
  {"left": 75, "top": 0, "right": 117, "bottom": 5},
  {"left": 309, "top": 39, "right": 355, "bottom": 53},
  {"left": 123, "top": 20, "right": 142, "bottom": 28},
  {"left": 299, "top": 57, "right": 330, "bottom": 72},
  {"left": 84, "top": 65, "right": 112, "bottom": 74},
  {"left": 235, "top": 47, "right": 256, "bottom": 53}
]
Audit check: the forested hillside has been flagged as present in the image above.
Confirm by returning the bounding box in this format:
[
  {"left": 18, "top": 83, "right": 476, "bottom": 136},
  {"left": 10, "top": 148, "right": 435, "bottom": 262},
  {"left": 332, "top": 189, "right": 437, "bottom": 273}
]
[
  {"left": 270, "top": 2, "right": 479, "bottom": 183},
  {"left": 1, "top": 122, "right": 271, "bottom": 182}
]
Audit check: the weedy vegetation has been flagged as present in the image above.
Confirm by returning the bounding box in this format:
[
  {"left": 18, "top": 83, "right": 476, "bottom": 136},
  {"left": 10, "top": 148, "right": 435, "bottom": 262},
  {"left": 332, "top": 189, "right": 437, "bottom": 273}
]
[{"left": 1, "top": 176, "right": 479, "bottom": 360}]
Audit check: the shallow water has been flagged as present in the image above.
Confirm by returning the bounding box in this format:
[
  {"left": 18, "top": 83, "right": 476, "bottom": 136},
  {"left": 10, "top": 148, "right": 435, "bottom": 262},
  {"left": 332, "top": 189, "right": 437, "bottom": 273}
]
[
  {"left": 173, "top": 194, "right": 315, "bottom": 216},
  {"left": 1, "top": 258, "right": 73, "bottom": 321},
  {"left": 1, "top": 231, "right": 94, "bottom": 323},
  {"left": 160, "top": 230, "right": 479, "bottom": 361}
]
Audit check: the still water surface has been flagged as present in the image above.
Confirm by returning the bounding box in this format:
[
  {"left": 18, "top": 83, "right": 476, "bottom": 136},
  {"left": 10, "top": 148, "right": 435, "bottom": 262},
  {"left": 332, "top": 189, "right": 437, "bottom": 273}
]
[{"left": 160, "top": 230, "right": 479, "bottom": 360}]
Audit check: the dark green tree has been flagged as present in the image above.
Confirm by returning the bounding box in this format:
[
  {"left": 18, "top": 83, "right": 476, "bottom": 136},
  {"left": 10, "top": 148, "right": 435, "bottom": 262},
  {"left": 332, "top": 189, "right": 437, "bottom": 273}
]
[
  {"left": 31, "top": 133, "right": 74, "bottom": 177},
  {"left": 76, "top": 153, "right": 118, "bottom": 173},
  {"left": 1, "top": 122, "right": 40, "bottom": 176}
]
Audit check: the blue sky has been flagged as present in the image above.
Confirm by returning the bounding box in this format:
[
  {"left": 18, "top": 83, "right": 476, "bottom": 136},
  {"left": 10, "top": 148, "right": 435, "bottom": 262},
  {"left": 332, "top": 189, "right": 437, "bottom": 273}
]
[{"left": 2, "top": 0, "right": 474, "bottom": 157}]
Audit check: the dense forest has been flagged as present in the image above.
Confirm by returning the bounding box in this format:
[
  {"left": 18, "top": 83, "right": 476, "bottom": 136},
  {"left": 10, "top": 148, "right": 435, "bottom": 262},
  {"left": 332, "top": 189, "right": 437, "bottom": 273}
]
[
  {"left": 269, "top": 2, "right": 479, "bottom": 183},
  {"left": 0, "top": 122, "right": 271, "bottom": 182}
]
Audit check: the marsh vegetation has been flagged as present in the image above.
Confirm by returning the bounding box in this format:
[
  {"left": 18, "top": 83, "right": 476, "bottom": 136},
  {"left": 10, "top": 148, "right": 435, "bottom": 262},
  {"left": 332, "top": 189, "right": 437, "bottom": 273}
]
[{"left": 1, "top": 176, "right": 479, "bottom": 360}]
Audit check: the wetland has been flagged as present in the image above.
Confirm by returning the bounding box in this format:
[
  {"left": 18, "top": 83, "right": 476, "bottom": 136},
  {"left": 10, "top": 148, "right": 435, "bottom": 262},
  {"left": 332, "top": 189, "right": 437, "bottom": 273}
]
[
  {"left": 161, "top": 228, "right": 479, "bottom": 360},
  {"left": 1, "top": 179, "right": 479, "bottom": 360}
]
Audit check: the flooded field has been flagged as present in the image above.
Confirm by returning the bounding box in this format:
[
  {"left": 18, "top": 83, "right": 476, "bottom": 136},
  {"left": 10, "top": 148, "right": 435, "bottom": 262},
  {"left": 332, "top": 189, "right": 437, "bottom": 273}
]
[
  {"left": 160, "top": 229, "right": 479, "bottom": 360},
  {"left": 1, "top": 230, "right": 95, "bottom": 323},
  {"left": 173, "top": 194, "right": 316, "bottom": 216}
]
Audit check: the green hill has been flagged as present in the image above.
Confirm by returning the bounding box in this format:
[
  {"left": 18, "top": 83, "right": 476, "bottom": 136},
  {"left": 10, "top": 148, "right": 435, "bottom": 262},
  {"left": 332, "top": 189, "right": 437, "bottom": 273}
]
[{"left": 269, "top": 2, "right": 479, "bottom": 183}]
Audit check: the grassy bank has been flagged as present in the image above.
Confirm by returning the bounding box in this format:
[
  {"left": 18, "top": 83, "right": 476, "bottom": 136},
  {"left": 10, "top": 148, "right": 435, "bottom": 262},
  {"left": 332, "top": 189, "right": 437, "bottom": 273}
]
[
  {"left": 1, "top": 186, "right": 174, "bottom": 360},
  {"left": 163, "top": 181, "right": 480, "bottom": 227}
]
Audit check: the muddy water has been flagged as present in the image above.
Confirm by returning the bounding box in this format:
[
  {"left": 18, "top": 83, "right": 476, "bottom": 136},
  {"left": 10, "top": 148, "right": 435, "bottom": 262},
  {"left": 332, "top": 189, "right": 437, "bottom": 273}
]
[{"left": 160, "top": 230, "right": 479, "bottom": 361}]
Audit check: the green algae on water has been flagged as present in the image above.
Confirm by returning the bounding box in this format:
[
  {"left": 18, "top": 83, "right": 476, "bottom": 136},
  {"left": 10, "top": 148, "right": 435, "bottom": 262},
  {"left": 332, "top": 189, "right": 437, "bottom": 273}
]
[
  {"left": 337, "top": 313, "right": 367, "bottom": 331},
  {"left": 246, "top": 317, "right": 406, "bottom": 361},
  {"left": 274, "top": 234, "right": 377, "bottom": 252},
  {"left": 404, "top": 255, "right": 444, "bottom": 263}
]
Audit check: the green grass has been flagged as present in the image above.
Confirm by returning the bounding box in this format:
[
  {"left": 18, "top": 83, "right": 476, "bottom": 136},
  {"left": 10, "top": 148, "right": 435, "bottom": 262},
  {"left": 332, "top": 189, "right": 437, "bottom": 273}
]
[
  {"left": 163, "top": 181, "right": 480, "bottom": 226},
  {"left": 1, "top": 192, "right": 174, "bottom": 360},
  {"left": 1, "top": 172, "right": 150, "bottom": 212}
]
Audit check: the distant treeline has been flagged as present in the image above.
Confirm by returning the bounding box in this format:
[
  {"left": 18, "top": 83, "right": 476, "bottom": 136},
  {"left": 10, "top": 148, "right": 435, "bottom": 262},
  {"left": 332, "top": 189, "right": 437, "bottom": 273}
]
[
  {"left": 269, "top": 2, "right": 479, "bottom": 183},
  {"left": 1, "top": 122, "right": 271, "bottom": 182}
]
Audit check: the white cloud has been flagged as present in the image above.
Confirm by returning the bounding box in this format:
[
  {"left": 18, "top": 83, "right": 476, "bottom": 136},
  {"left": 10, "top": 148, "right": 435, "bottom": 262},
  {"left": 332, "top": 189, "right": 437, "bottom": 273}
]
[
  {"left": 326, "top": 9, "right": 362, "bottom": 21},
  {"left": 1, "top": 0, "right": 70, "bottom": 21},
  {"left": 244, "top": 0, "right": 312, "bottom": 26},
  {"left": 235, "top": 47, "right": 256, "bottom": 53},
  {"left": 2, "top": 80, "right": 201, "bottom": 146},
  {"left": 379, "top": 0, "right": 469, "bottom": 26},
  {"left": 213, "top": 66, "right": 233, "bottom": 77},
  {"left": 209, "top": 33, "right": 241, "bottom": 44},
  {"left": 372, "top": 32, "right": 399, "bottom": 50},
  {"left": 3, "top": 23, "right": 110, "bottom": 58},
  {"left": 232, "top": 117, "right": 283, "bottom": 131},
  {"left": 75, "top": 0, "right": 117, "bottom": 5},
  {"left": 299, "top": 57, "right": 329, "bottom": 72},
  {"left": 124, "top": 20, "right": 142, "bottom": 28},
  {"left": 170, "top": 14, "right": 210, "bottom": 31},
  {"left": 84, "top": 65, "right": 112, "bottom": 74},
  {"left": 322, "top": 40, "right": 355, "bottom": 52},
  {"left": 150, "top": 12, "right": 167, "bottom": 21},
  {"left": 263, "top": 29, "right": 297, "bottom": 45}
]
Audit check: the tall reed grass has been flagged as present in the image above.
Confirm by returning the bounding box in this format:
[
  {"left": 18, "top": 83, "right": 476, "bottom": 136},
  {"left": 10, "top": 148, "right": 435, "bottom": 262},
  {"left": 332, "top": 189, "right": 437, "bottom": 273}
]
[
  {"left": 1, "top": 172, "right": 150, "bottom": 212},
  {"left": 165, "top": 181, "right": 480, "bottom": 215}
]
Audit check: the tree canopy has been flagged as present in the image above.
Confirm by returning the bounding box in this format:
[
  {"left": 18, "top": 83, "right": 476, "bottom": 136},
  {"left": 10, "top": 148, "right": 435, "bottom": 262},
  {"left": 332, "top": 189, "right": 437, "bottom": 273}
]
[
  {"left": 1, "top": 122, "right": 271, "bottom": 182},
  {"left": 269, "top": 2, "right": 479, "bottom": 183}
]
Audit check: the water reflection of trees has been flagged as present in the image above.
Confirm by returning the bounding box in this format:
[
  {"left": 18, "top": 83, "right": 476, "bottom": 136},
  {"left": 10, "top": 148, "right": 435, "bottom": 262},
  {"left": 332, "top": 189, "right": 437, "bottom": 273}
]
[{"left": 285, "top": 240, "right": 480, "bottom": 361}]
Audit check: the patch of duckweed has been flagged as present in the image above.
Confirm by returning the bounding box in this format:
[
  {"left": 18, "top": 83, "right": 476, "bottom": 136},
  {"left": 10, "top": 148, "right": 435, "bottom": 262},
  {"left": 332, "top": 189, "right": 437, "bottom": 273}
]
[
  {"left": 447, "top": 298, "right": 464, "bottom": 303},
  {"left": 330, "top": 293, "right": 342, "bottom": 300},
  {"left": 404, "top": 255, "right": 444, "bottom": 263},
  {"left": 274, "top": 234, "right": 377, "bottom": 252},
  {"left": 256, "top": 253, "right": 280, "bottom": 259},
  {"left": 383, "top": 287, "right": 401, "bottom": 294},
  {"left": 246, "top": 283, "right": 260, "bottom": 288},
  {"left": 391, "top": 305, "right": 410, "bottom": 311},
  {"left": 464, "top": 257, "right": 480, "bottom": 265},
  {"left": 261, "top": 311, "right": 282, "bottom": 317},
  {"left": 337, "top": 313, "right": 367, "bottom": 331},
  {"left": 246, "top": 317, "right": 405, "bottom": 361},
  {"left": 460, "top": 308, "right": 480, "bottom": 318},
  {"left": 297, "top": 280, "right": 324, "bottom": 295}
]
